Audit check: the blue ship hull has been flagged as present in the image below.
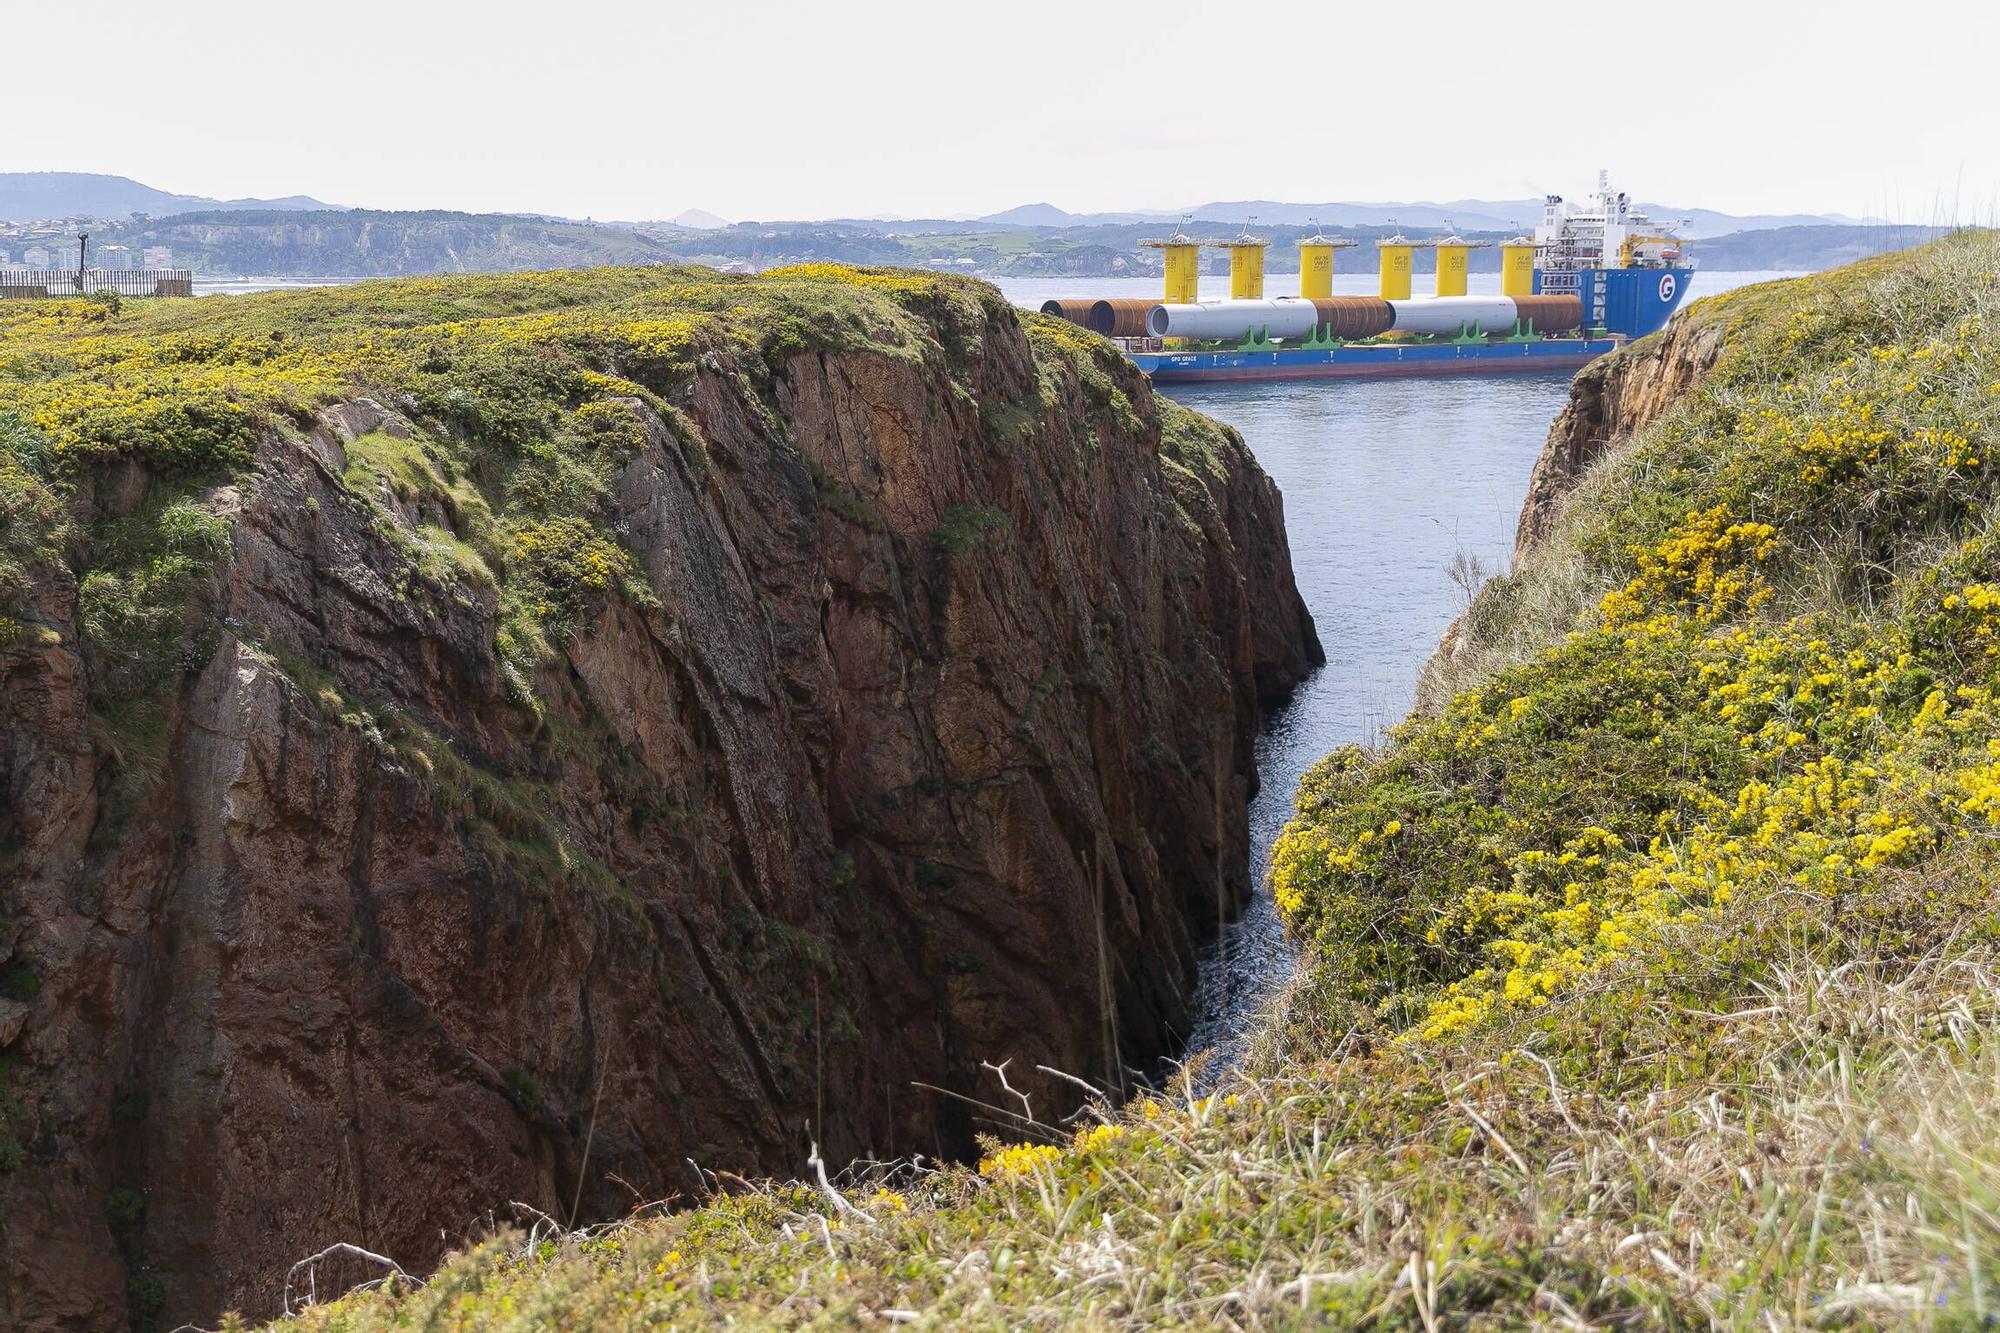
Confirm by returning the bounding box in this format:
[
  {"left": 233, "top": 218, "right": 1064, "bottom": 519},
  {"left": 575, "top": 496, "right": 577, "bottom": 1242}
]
[
  {"left": 1130, "top": 336, "right": 1621, "bottom": 384},
  {"left": 1534, "top": 265, "right": 1692, "bottom": 339}
]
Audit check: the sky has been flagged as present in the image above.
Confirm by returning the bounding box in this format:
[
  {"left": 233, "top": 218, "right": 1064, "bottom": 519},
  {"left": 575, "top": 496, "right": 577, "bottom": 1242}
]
[{"left": 5, "top": 0, "right": 1996, "bottom": 225}]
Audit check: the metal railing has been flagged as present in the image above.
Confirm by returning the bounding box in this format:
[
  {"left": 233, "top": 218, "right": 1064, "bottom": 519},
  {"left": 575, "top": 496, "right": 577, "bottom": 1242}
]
[{"left": 0, "top": 269, "right": 195, "bottom": 299}]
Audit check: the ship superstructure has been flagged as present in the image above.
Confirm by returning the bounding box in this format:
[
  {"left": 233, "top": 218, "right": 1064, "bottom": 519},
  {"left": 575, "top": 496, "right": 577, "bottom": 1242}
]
[
  {"left": 1040, "top": 173, "right": 1694, "bottom": 385},
  {"left": 1534, "top": 171, "right": 1686, "bottom": 277}
]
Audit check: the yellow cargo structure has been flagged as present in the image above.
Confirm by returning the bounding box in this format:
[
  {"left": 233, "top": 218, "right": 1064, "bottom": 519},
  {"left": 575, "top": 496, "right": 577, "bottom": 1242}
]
[
  {"left": 1297, "top": 231, "right": 1357, "bottom": 299},
  {"left": 1377, "top": 236, "right": 1413, "bottom": 301},
  {"left": 1216, "top": 234, "right": 1268, "bottom": 299},
  {"left": 1431, "top": 235, "right": 1492, "bottom": 297},
  {"left": 1434, "top": 243, "right": 1469, "bottom": 296},
  {"left": 1161, "top": 242, "right": 1200, "bottom": 303},
  {"left": 1140, "top": 226, "right": 1203, "bottom": 305},
  {"left": 1501, "top": 238, "right": 1536, "bottom": 297}
]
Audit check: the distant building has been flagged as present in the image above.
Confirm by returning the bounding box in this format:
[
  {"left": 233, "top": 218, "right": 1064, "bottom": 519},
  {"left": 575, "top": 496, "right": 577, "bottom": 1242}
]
[
  {"left": 22, "top": 246, "right": 49, "bottom": 267},
  {"left": 143, "top": 245, "right": 173, "bottom": 268},
  {"left": 98, "top": 245, "right": 134, "bottom": 270}
]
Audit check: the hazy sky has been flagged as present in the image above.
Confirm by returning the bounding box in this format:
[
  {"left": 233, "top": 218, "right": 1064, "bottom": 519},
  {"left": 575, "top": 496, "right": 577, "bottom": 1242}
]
[{"left": 7, "top": 0, "right": 1995, "bottom": 223}]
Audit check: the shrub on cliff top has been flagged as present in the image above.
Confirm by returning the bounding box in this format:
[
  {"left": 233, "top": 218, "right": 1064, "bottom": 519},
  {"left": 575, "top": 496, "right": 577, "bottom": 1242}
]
[{"left": 0, "top": 263, "right": 1033, "bottom": 688}]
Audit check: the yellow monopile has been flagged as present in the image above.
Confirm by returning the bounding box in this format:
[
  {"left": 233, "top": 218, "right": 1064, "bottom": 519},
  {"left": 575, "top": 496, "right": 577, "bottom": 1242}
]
[
  {"left": 1300, "top": 241, "right": 1335, "bottom": 299},
  {"left": 1435, "top": 243, "right": 1471, "bottom": 296},
  {"left": 1378, "top": 238, "right": 1413, "bottom": 301},
  {"left": 1298, "top": 232, "right": 1356, "bottom": 299},
  {"left": 1161, "top": 241, "right": 1200, "bottom": 304},
  {"left": 1226, "top": 241, "right": 1265, "bottom": 299}
]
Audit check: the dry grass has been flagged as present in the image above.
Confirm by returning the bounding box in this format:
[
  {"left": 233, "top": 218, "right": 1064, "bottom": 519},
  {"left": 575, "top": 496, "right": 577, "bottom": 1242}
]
[{"left": 265, "top": 861, "right": 2000, "bottom": 1328}]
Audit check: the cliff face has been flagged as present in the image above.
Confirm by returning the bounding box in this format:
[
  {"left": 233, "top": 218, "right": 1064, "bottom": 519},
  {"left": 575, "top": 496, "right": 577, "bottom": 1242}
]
[
  {"left": 1513, "top": 314, "right": 1729, "bottom": 562},
  {"left": 0, "top": 269, "right": 1318, "bottom": 1327}
]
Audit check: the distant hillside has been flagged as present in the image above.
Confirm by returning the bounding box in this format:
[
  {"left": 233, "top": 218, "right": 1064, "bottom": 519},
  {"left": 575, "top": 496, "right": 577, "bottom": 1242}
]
[
  {"left": 93, "top": 209, "right": 680, "bottom": 276},
  {"left": 1689, "top": 223, "right": 1952, "bottom": 271},
  {"left": 0, "top": 172, "right": 332, "bottom": 222}
]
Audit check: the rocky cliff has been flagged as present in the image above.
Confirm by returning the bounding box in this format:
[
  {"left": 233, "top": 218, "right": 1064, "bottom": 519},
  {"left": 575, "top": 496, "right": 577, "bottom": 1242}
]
[
  {"left": 1513, "top": 311, "right": 1730, "bottom": 562},
  {"left": 0, "top": 266, "right": 1319, "bottom": 1327}
]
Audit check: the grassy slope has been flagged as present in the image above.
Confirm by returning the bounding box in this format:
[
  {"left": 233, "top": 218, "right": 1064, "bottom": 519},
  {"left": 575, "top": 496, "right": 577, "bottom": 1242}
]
[{"left": 128, "top": 237, "right": 2000, "bottom": 1326}]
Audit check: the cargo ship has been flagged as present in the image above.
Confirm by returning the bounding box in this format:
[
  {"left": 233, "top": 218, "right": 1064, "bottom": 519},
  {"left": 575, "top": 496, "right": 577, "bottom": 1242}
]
[{"left": 1040, "top": 174, "right": 1692, "bottom": 384}]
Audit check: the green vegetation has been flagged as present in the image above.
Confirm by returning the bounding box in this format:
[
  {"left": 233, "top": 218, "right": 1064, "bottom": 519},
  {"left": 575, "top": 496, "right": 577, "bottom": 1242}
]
[
  {"left": 258, "top": 234, "right": 2000, "bottom": 1329},
  {"left": 0, "top": 260, "right": 1030, "bottom": 721},
  {"left": 930, "top": 504, "right": 1009, "bottom": 558}
]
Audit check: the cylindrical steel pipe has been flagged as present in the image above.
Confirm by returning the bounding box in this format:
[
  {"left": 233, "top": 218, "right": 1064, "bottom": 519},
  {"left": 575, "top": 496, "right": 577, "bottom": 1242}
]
[
  {"left": 1308, "top": 297, "right": 1394, "bottom": 340},
  {"left": 1145, "top": 298, "right": 1322, "bottom": 341},
  {"left": 1510, "top": 294, "right": 1583, "bottom": 334},
  {"left": 1039, "top": 298, "right": 1095, "bottom": 326},
  {"left": 1386, "top": 296, "right": 1520, "bottom": 336},
  {"left": 1086, "top": 298, "right": 1155, "bottom": 338}
]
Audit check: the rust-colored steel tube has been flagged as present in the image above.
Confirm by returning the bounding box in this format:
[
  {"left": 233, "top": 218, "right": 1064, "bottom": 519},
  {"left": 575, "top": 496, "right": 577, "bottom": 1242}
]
[
  {"left": 1308, "top": 296, "right": 1394, "bottom": 340},
  {"left": 1511, "top": 294, "right": 1583, "bottom": 334},
  {"left": 1039, "top": 298, "right": 1096, "bottom": 326},
  {"left": 1087, "top": 298, "right": 1156, "bottom": 338}
]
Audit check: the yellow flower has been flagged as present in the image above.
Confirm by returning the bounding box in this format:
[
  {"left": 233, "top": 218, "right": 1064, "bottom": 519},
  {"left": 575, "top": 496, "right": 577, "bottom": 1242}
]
[{"left": 977, "top": 1142, "right": 1062, "bottom": 1178}]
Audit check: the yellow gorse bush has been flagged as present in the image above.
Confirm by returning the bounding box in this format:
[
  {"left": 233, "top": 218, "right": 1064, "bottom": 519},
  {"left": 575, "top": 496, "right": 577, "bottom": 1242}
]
[
  {"left": 976, "top": 1142, "right": 1063, "bottom": 1178},
  {"left": 1273, "top": 233, "right": 2000, "bottom": 1043}
]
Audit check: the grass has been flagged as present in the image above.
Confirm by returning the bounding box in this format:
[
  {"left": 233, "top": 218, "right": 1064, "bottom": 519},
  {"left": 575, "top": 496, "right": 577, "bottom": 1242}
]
[{"left": 246, "top": 231, "right": 2000, "bottom": 1329}]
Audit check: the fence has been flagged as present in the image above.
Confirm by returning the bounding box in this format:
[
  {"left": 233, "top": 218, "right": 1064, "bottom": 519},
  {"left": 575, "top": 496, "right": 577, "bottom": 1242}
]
[{"left": 0, "top": 269, "right": 195, "bottom": 299}]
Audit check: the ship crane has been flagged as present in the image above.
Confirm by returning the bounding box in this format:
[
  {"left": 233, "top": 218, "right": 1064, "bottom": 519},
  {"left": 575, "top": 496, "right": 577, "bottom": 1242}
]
[{"left": 1618, "top": 234, "right": 1682, "bottom": 268}]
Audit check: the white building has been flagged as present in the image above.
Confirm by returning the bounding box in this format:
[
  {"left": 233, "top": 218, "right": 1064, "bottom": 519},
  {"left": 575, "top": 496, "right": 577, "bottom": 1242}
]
[
  {"left": 22, "top": 246, "right": 49, "bottom": 268},
  {"left": 143, "top": 245, "right": 173, "bottom": 268}
]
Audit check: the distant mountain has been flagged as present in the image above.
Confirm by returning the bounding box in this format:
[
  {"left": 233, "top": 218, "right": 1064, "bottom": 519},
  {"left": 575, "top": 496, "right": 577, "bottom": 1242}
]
[
  {"left": 977, "top": 202, "right": 1069, "bottom": 227},
  {"left": 1645, "top": 206, "right": 1873, "bottom": 239},
  {"left": 964, "top": 198, "right": 1862, "bottom": 239},
  {"left": 672, "top": 208, "right": 731, "bottom": 230},
  {"left": 974, "top": 204, "right": 1170, "bottom": 228},
  {"left": 1186, "top": 200, "right": 1538, "bottom": 232},
  {"left": 0, "top": 172, "right": 335, "bottom": 222}
]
